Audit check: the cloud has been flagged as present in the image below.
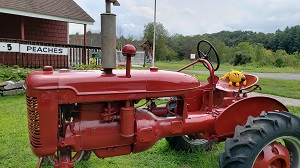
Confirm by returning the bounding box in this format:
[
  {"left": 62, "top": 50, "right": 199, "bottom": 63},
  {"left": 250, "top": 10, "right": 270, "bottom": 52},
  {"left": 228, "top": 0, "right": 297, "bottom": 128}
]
[{"left": 71, "top": 0, "right": 300, "bottom": 36}]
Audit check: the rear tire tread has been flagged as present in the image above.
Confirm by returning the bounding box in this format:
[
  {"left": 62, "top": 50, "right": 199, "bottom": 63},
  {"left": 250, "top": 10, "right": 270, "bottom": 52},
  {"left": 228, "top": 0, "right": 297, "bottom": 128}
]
[{"left": 219, "top": 111, "right": 300, "bottom": 168}]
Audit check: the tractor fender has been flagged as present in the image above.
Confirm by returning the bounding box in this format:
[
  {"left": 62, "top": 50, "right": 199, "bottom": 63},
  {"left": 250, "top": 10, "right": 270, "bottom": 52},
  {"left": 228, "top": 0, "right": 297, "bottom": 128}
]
[{"left": 214, "top": 96, "right": 288, "bottom": 135}]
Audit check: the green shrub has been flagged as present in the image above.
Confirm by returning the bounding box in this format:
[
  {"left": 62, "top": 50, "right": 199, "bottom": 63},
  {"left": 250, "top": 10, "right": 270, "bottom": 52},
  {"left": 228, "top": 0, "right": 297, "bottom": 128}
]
[
  {"left": 232, "top": 51, "right": 252, "bottom": 66},
  {"left": 72, "top": 64, "right": 128, "bottom": 70},
  {"left": 72, "top": 64, "right": 101, "bottom": 70},
  {"left": 274, "top": 58, "right": 285, "bottom": 67},
  {"left": 0, "top": 65, "right": 31, "bottom": 82}
]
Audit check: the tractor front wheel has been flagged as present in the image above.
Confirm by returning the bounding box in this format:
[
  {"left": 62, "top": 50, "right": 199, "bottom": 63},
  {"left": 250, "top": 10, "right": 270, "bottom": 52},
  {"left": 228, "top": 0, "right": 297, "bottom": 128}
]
[
  {"left": 70, "top": 150, "right": 92, "bottom": 162},
  {"left": 43, "top": 150, "right": 92, "bottom": 165},
  {"left": 219, "top": 111, "right": 300, "bottom": 168}
]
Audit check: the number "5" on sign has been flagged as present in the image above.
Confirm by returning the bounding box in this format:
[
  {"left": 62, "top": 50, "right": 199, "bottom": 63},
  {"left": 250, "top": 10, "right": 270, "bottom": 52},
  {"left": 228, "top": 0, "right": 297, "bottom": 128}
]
[
  {"left": 7, "top": 44, "right": 12, "bottom": 51},
  {"left": 0, "top": 42, "right": 19, "bottom": 52}
]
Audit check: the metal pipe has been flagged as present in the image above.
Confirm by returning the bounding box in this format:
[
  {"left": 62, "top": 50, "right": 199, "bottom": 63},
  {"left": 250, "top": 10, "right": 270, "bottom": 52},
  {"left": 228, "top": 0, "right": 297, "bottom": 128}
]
[
  {"left": 176, "top": 58, "right": 215, "bottom": 111},
  {"left": 152, "top": 0, "right": 156, "bottom": 67},
  {"left": 106, "top": 1, "right": 111, "bottom": 13},
  {"left": 101, "top": 13, "right": 116, "bottom": 74},
  {"left": 126, "top": 56, "right": 131, "bottom": 78},
  {"left": 133, "top": 110, "right": 216, "bottom": 153},
  {"left": 101, "top": 0, "right": 120, "bottom": 74}
]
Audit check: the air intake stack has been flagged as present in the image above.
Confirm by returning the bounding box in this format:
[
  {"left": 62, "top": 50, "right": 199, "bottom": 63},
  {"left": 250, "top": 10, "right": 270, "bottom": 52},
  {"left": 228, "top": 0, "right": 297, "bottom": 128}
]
[{"left": 101, "top": 0, "right": 120, "bottom": 74}]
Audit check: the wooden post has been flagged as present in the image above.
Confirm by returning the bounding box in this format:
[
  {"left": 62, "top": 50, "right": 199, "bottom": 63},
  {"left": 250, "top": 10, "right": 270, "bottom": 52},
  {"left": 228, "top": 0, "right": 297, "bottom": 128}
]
[
  {"left": 21, "top": 17, "right": 25, "bottom": 40},
  {"left": 19, "top": 17, "right": 25, "bottom": 67},
  {"left": 84, "top": 24, "right": 87, "bottom": 46},
  {"left": 83, "top": 24, "right": 87, "bottom": 64}
]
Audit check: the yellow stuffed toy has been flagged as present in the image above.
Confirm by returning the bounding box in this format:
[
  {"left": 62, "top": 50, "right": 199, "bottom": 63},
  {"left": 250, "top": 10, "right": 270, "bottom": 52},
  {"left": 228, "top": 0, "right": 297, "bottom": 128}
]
[{"left": 221, "top": 70, "right": 246, "bottom": 87}]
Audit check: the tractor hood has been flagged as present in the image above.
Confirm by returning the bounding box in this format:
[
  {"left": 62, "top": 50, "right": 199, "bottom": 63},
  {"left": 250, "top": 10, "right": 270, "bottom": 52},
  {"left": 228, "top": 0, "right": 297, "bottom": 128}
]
[{"left": 26, "top": 68, "right": 200, "bottom": 102}]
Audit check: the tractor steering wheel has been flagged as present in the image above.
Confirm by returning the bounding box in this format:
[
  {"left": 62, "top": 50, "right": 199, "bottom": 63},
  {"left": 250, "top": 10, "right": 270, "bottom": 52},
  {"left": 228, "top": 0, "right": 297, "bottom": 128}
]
[{"left": 197, "top": 40, "right": 220, "bottom": 71}]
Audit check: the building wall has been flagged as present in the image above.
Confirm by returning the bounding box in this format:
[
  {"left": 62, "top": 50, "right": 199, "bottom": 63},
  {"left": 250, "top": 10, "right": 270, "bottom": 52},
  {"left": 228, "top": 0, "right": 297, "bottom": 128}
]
[
  {"left": 25, "top": 17, "right": 68, "bottom": 44},
  {"left": 0, "top": 13, "right": 68, "bottom": 68},
  {"left": 0, "top": 13, "right": 68, "bottom": 44},
  {"left": 0, "top": 13, "right": 21, "bottom": 39}
]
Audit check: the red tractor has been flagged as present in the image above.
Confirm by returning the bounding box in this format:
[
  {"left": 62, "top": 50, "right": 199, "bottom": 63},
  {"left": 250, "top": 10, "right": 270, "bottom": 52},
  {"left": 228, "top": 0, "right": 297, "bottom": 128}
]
[{"left": 25, "top": 1, "right": 300, "bottom": 167}]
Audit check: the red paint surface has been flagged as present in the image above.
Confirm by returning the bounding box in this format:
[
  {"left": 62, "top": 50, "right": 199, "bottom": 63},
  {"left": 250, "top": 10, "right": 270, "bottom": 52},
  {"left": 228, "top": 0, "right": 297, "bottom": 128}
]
[{"left": 25, "top": 64, "right": 288, "bottom": 165}]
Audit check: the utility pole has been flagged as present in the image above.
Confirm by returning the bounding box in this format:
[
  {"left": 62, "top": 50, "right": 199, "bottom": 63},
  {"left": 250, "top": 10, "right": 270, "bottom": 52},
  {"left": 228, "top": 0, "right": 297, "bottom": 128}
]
[{"left": 152, "top": 0, "right": 156, "bottom": 67}]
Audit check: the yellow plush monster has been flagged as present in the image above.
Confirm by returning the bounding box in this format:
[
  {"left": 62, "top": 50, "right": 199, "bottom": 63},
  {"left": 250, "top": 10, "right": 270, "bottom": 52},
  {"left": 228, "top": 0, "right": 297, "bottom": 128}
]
[{"left": 221, "top": 70, "right": 247, "bottom": 87}]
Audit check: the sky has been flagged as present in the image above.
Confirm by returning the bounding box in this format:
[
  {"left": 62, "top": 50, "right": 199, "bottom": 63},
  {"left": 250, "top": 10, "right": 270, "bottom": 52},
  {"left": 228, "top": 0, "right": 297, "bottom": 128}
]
[{"left": 70, "top": 0, "right": 300, "bottom": 37}]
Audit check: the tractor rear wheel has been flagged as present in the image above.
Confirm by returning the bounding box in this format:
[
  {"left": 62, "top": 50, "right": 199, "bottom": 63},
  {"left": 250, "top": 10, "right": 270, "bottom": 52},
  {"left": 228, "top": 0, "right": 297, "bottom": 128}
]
[
  {"left": 166, "top": 135, "right": 214, "bottom": 152},
  {"left": 219, "top": 111, "right": 300, "bottom": 168}
]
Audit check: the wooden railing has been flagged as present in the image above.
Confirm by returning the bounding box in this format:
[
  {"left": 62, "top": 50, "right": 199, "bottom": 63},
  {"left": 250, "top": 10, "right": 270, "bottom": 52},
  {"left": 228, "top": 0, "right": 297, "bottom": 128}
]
[{"left": 0, "top": 38, "right": 101, "bottom": 69}]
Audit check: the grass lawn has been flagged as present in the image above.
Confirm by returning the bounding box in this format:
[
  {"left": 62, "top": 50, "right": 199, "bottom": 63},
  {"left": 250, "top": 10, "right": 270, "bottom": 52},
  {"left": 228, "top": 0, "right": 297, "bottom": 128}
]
[
  {"left": 0, "top": 94, "right": 37, "bottom": 167},
  {"left": 184, "top": 73, "right": 300, "bottom": 99},
  {"left": 0, "top": 94, "right": 224, "bottom": 168},
  {"left": 287, "top": 106, "right": 300, "bottom": 116},
  {"left": 136, "top": 61, "right": 300, "bottom": 99},
  {"left": 1, "top": 95, "right": 300, "bottom": 167},
  {"left": 256, "top": 78, "right": 300, "bottom": 99},
  {"left": 1, "top": 60, "right": 299, "bottom": 167},
  {"left": 139, "top": 61, "right": 300, "bottom": 73}
]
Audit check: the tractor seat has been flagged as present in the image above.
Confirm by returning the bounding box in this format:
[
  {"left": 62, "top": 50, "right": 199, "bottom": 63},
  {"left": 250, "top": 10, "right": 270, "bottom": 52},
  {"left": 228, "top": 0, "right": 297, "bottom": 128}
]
[{"left": 216, "top": 74, "right": 258, "bottom": 92}]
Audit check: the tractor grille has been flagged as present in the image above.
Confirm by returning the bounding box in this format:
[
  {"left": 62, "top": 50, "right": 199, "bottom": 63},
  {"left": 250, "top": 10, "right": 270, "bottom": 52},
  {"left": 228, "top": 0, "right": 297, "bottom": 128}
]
[{"left": 26, "top": 96, "right": 42, "bottom": 148}]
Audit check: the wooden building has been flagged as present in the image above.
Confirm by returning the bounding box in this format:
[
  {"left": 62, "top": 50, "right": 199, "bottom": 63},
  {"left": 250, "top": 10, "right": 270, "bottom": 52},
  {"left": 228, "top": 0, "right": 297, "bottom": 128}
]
[{"left": 0, "top": 0, "right": 98, "bottom": 68}]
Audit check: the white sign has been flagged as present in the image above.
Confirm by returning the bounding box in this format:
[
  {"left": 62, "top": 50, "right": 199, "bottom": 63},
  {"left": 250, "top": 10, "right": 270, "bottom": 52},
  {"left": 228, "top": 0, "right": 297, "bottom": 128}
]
[
  {"left": 0, "top": 42, "right": 20, "bottom": 52},
  {"left": 20, "top": 44, "right": 68, "bottom": 55},
  {"left": 190, "top": 53, "right": 196, "bottom": 60}
]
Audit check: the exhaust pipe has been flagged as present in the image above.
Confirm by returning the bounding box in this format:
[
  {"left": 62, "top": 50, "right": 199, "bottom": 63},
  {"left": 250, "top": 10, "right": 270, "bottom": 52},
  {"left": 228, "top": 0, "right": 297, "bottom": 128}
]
[{"left": 101, "top": 0, "right": 119, "bottom": 74}]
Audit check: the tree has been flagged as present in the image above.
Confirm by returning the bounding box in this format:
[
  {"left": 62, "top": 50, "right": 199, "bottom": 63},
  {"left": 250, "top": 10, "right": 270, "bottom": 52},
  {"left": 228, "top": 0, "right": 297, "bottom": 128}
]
[
  {"left": 261, "top": 49, "right": 275, "bottom": 66},
  {"left": 252, "top": 43, "right": 265, "bottom": 63},
  {"left": 231, "top": 42, "right": 254, "bottom": 65},
  {"left": 168, "top": 34, "right": 184, "bottom": 60},
  {"left": 232, "top": 51, "right": 252, "bottom": 66},
  {"left": 143, "top": 22, "right": 176, "bottom": 61}
]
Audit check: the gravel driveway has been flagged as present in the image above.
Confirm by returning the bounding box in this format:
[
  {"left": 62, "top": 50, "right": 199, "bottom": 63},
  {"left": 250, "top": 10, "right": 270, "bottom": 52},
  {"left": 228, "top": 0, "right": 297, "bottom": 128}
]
[{"left": 241, "top": 72, "right": 300, "bottom": 81}]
